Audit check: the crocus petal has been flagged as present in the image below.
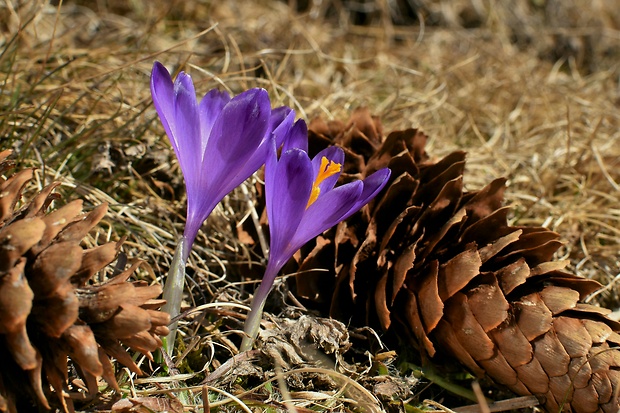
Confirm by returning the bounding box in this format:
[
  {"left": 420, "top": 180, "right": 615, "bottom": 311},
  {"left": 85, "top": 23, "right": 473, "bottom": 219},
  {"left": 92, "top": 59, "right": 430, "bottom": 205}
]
[
  {"left": 150, "top": 62, "right": 176, "bottom": 150},
  {"left": 281, "top": 119, "right": 308, "bottom": 153},
  {"left": 203, "top": 88, "right": 271, "bottom": 198},
  {"left": 198, "top": 89, "right": 231, "bottom": 159},
  {"left": 219, "top": 103, "right": 295, "bottom": 188},
  {"left": 270, "top": 106, "right": 296, "bottom": 148},
  {"left": 352, "top": 168, "right": 391, "bottom": 212},
  {"left": 318, "top": 168, "right": 390, "bottom": 230},
  {"left": 151, "top": 66, "right": 201, "bottom": 183},
  {"left": 291, "top": 180, "right": 363, "bottom": 252},
  {"left": 184, "top": 198, "right": 217, "bottom": 247},
  {"left": 312, "top": 146, "right": 345, "bottom": 193},
  {"left": 151, "top": 64, "right": 210, "bottom": 236},
  {"left": 266, "top": 147, "right": 314, "bottom": 269},
  {"left": 172, "top": 72, "right": 203, "bottom": 186}
]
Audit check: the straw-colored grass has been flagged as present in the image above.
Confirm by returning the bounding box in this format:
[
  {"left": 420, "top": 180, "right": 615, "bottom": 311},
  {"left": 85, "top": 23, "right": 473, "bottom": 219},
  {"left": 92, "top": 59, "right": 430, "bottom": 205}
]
[{"left": 2, "top": 0, "right": 619, "bottom": 411}]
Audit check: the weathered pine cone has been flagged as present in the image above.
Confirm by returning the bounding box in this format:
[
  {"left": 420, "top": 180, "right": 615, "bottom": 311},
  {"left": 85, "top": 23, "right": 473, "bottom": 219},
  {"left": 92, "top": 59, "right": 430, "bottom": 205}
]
[
  {"left": 0, "top": 150, "right": 170, "bottom": 413},
  {"left": 291, "top": 109, "right": 620, "bottom": 412}
]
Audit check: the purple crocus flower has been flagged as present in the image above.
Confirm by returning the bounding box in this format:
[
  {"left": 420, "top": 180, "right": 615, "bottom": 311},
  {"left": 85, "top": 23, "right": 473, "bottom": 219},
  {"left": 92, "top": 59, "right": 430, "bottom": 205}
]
[
  {"left": 150, "top": 61, "right": 296, "bottom": 353},
  {"left": 151, "top": 61, "right": 295, "bottom": 252},
  {"left": 240, "top": 126, "right": 391, "bottom": 350}
]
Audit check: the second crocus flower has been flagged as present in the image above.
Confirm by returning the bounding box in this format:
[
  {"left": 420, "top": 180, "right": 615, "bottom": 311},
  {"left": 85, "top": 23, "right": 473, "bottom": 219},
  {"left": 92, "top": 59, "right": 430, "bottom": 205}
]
[{"left": 240, "top": 123, "right": 391, "bottom": 350}]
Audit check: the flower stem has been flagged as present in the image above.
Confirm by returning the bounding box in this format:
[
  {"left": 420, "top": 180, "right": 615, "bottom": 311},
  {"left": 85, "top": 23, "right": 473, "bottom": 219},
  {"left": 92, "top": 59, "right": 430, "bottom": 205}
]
[
  {"left": 161, "top": 235, "right": 189, "bottom": 356},
  {"left": 240, "top": 264, "right": 279, "bottom": 351}
]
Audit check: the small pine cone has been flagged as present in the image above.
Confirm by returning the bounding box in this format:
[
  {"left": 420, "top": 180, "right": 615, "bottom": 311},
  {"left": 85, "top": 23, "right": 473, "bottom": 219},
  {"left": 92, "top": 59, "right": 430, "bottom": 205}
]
[
  {"left": 293, "top": 110, "right": 620, "bottom": 412},
  {"left": 0, "top": 150, "right": 170, "bottom": 412}
]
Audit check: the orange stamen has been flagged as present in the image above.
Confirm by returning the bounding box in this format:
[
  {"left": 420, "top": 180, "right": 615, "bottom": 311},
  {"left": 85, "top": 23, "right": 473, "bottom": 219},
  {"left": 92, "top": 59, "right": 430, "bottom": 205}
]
[{"left": 306, "top": 156, "right": 342, "bottom": 208}]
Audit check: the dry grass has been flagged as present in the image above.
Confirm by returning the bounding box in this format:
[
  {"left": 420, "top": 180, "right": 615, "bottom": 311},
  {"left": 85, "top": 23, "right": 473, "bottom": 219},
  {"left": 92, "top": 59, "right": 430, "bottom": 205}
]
[{"left": 2, "top": 0, "right": 620, "bottom": 411}]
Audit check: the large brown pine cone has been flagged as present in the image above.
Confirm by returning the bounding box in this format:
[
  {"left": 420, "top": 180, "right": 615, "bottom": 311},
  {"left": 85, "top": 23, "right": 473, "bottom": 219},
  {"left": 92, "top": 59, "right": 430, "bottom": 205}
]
[
  {"left": 0, "top": 150, "right": 170, "bottom": 413},
  {"left": 290, "top": 109, "right": 620, "bottom": 412}
]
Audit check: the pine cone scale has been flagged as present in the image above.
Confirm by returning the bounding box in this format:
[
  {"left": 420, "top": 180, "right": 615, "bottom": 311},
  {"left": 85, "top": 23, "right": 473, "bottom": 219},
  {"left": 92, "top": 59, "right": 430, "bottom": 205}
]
[
  {"left": 63, "top": 325, "right": 104, "bottom": 378},
  {"left": 73, "top": 242, "right": 120, "bottom": 286},
  {"left": 516, "top": 293, "right": 554, "bottom": 340},
  {"left": 532, "top": 329, "right": 571, "bottom": 376},
  {"left": 465, "top": 274, "right": 510, "bottom": 332},
  {"left": 437, "top": 249, "right": 481, "bottom": 300},
  {"left": 32, "top": 283, "right": 79, "bottom": 338},
  {"left": 0, "top": 259, "right": 39, "bottom": 372},
  {"left": 94, "top": 304, "right": 153, "bottom": 339},
  {"left": 554, "top": 317, "right": 592, "bottom": 358},
  {"left": 0, "top": 218, "right": 46, "bottom": 272},
  {"left": 5, "top": 326, "right": 38, "bottom": 372},
  {"left": 29, "top": 242, "right": 82, "bottom": 297},
  {"left": 415, "top": 263, "right": 444, "bottom": 334},
  {"left": 435, "top": 319, "right": 486, "bottom": 376},
  {"left": 515, "top": 357, "right": 550, "bottom": 394},
  {"left": 33, "top": 200, "right": 83, "bottom": 256},
  {"left": 56, "top": 204, "right": 108, "bottom": 245},
  {"left": 0, "top": 169, "right": 34, "bottom": 222},
  {"left": 477, "top": 350, "right": 520, "bottom": 386},
  {"left": 539, "top": 286, "right": 581, "bottom": 314},
  {"left": 403, "top": 287, "right": 437, "bottom": 355},
  {"left": 443, "top": 292, "right": 496, "bottom": 360}
]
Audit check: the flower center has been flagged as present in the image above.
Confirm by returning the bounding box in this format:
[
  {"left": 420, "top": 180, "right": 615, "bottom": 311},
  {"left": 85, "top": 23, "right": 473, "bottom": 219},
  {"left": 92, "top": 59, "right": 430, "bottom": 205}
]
[{"left": 306, "top": 156, "right": 342, "bottom": 208}]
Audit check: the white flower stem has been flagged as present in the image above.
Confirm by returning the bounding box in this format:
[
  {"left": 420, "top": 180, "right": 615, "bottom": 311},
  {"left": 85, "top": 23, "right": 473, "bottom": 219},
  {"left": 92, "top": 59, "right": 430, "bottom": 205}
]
[{"left": 161, "top": 235, "right": 189, "bottom": 356}]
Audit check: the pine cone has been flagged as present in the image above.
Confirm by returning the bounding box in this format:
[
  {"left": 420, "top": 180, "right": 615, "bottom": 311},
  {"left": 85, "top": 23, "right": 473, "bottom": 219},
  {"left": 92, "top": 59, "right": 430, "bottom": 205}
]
[
  {"left": 0, "top": 150, "right": 170, "bottom": 412},
  {"left": 292, "top": 110, "right": 620, "bottom": 412}
]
